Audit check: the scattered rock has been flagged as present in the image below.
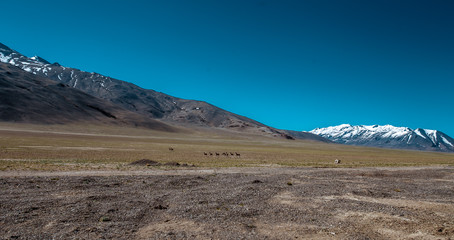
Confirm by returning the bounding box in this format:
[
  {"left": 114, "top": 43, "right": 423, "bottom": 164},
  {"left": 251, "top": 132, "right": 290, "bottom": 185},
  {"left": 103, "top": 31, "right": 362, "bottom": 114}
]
[
  {"left": 164, "top": 162, "right": 180, "bottom": 166},
  {"left": 244, "top": 223, "right": 257, "bottom": 229},
  {"left": 154, "top": 205, "right": 168, "bottom": 210},
  {"left": 80, "top": 177, "right": 96, "bottom": 184},
  {"left": 352, "top": 189, "right": 391, "bottom": 198},
  {"left": 99, "top": 216, "right": 111, "bottom": 222},
  {"left": 1, "top": 167, "right": 453, "bottom": 239}
]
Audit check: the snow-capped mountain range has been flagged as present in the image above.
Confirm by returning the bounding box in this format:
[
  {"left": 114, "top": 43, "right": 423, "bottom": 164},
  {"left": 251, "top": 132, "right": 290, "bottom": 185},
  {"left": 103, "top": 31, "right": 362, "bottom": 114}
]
[{"left": 310, "top": 124, "right": 454, "bottom": 152}]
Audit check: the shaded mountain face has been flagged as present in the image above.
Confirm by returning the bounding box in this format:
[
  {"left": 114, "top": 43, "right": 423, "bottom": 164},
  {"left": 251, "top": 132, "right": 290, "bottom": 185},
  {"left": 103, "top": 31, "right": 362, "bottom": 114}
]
[
  {"left": 0, "top": 62, "right": 177, "bottom": 132},
  {"left": 309, "top": 124, "right": 454, "bottom": 152},
  {"left": 0, "top": 42, "right": 300, "bottom": 139}
]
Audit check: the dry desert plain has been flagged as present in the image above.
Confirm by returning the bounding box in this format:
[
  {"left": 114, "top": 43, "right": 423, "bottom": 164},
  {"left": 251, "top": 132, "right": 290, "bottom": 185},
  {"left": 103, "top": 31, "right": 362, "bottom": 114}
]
[{"left": 0, "top": 123, "right": 454, "bottom": 239}]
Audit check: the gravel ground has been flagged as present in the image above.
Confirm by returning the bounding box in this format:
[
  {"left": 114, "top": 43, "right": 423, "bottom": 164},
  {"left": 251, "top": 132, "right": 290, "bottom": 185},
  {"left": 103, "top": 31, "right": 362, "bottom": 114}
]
[{"left": 1, "top": 167, "right": 453, "bottom": 239}]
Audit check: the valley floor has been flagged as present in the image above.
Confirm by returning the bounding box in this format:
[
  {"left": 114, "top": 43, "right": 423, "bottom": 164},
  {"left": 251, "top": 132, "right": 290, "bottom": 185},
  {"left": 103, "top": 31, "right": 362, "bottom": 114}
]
[
  {"left": 1, "top": 167, "right": 453, "bottom": 239},
  {"left": 1, "top": 123, "right": 454, "bottom": 239},
  {"left": 1, "top": 123, "right": 454, "bottom": 170}
]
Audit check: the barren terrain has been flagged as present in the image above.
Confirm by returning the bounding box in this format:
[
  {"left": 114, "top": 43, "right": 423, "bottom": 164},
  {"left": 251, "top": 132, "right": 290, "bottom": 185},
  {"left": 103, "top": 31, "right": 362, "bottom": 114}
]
[
  {"left": 1, "top": 123, "right": 454, "bottom": 239},
  {"left": 1, "top": 167, "right": 454, "bottom": 239}
]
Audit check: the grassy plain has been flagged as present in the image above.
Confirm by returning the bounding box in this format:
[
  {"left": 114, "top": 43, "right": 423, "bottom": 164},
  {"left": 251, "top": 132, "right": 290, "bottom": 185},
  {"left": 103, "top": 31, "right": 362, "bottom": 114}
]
[{"left": 1, "top": 122, "right": 454, "bottom": 171}]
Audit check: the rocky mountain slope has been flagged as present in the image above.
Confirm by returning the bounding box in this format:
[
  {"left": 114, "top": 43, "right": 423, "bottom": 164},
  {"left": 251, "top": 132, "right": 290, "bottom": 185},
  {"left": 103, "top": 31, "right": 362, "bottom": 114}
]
[
  {"left": 0, "top": 42, "right": 296, "bottom": 138},
  {"left": 0, "top": 62, "right": 177, "bottom": 131},
  {"left": 1, "top": 42, "right": 325, "bottom": 139},
  {"left": 310, "top": 124, "right": 454, "bottom": 152}
]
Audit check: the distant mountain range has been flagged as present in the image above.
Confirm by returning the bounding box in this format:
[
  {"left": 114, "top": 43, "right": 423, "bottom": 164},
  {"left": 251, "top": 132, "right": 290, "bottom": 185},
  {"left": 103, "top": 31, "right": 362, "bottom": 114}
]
[
  {"left": 310, "top": 124, "right": 454, "bottom": 152},
  {"left": 0, "top": 42, "right": 328, "bottom": 140}
]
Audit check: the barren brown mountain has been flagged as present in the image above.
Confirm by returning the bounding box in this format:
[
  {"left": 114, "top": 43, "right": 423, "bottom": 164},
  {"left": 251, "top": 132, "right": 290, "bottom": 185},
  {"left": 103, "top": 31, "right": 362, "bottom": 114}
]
[
  {"left": 0, "top": 63, "right": 176, "bottom": 132},
  {"left": 0, "top": 42, "right": 328, "bottom": 140}
]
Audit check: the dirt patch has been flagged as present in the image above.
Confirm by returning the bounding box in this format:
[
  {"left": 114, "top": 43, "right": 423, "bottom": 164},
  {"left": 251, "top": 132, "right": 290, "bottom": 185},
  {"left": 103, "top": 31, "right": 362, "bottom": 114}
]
[
  {"left": 137, "top": 219, "right": 207, "bottom": 239},
  {"left": 0, "top": 167, "right": 453, "bottom": 239},
  {"left": 128, "top": 159, "right": 160, "bottom": 166},
  {"left": 128, "top": 159, "right": 195, "bottom": 167}
]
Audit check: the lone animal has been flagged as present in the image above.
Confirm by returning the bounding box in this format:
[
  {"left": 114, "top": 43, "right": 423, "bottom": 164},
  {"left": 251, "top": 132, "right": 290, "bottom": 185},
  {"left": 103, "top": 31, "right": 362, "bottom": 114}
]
[{"left": 334, "top": 159, "right": 341, "bottom": 164}]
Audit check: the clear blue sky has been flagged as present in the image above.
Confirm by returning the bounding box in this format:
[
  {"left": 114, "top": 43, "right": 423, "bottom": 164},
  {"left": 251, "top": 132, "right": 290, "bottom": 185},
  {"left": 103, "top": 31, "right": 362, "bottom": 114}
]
[{"left": 2, "top": 0, "right": 454, "bottom": 136}]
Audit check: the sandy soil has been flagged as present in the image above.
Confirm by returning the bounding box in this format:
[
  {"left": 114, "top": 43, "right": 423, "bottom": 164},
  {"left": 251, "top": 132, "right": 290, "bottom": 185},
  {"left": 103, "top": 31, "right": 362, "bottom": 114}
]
[{"left": 1, "top": 167, "right": 453, "bottom": 239}]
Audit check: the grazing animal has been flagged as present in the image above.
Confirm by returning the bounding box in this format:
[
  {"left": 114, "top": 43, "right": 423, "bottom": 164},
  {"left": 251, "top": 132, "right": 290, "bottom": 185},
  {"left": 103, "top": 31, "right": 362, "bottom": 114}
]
[
  {"left": 235, "top": 152, "right": 241, "bottom": 157},
  {"left": 215, "top": 152, "right": 220, "bottom": 156},
  {"left": 204, "top": 152, "right": 208, "bottom": 156},
  {"left": 209, "top": 152, "right": 213, "bottom": 156},
  {"left": 169, "top": 147, "right": 174, "bottom": 151},
  {"left": 334, "top": 159, "right": 341, "bottom": 164}
]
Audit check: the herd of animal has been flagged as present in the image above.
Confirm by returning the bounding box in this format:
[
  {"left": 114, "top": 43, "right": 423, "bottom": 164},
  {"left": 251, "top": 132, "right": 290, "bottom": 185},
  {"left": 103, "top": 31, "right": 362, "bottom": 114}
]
[
  {"left": 168, "top": 147, "right": 341, "bottom": 163},
  {"left": 169, "top": 147, "right": 241, "bottom": 157},
  {"left": 204, "top": 152, "right": 241, "bottom": 157}
]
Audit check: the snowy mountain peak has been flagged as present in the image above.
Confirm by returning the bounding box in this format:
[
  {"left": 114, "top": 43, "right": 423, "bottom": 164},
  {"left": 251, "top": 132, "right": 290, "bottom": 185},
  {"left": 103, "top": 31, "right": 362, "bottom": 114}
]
[{"left": 309, "top": 124, "right": 454, "bottom": 152}]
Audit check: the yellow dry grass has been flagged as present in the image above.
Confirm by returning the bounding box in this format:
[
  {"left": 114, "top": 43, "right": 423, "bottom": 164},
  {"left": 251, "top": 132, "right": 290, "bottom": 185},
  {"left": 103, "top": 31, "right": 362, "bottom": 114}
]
[{"left": 0, "top": 122, "right": 453, "bottom": 171}]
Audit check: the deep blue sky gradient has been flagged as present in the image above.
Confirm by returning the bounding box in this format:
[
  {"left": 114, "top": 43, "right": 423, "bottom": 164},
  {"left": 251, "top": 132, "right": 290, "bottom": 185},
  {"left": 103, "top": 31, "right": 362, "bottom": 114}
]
[{"left": 2, "top": 0, "right": 454, "bottom": 135}]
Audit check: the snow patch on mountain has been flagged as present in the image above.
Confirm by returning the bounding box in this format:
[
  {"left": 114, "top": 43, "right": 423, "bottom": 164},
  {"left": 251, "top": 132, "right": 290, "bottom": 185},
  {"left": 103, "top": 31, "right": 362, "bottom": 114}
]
[
  {"left": 442, "top": 136, "right": 454, "bottom": 147},
  {"left": 0, "top": 52, "right": 11, "bottom": 63},
  {"left": 0, "top": 45, "right": 111, "bottom": 94}
]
